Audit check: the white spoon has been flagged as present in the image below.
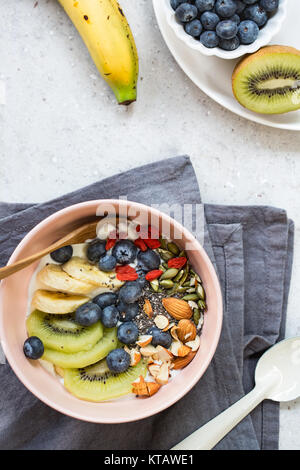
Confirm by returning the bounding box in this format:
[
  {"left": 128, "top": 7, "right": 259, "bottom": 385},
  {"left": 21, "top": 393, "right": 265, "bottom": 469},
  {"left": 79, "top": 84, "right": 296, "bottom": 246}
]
[{"left": 172, "top": 336, "right": 300, "bottom": 450}]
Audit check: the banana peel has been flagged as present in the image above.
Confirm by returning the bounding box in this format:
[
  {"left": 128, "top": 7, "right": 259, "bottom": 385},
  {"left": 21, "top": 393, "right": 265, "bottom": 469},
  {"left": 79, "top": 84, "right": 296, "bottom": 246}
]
[{"left": 57, "top": 0, "right": 138, "bottom": 105}]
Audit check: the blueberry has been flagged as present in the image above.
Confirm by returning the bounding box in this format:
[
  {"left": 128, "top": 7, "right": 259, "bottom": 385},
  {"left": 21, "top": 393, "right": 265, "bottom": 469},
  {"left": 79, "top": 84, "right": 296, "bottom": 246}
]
[
  {"left": 235, "top": 0, "right": 246, "bottom": 15},
  {"left": 219, "top": 35, "right": 240, "bottom": 50},
  {"left": 137, "top": 249, "right": 160, "bottom": 271},
  {"left": 112, "top": 240, "right": 137, "bottom": 265},
  {"left": 50, "top": 245, "right": 73, "bottom": 264},
  {"left": 106, "top": 348, "right": 131, "bottom": 373},
  {"left": 195, "top": 0, "right": 215, "bottom": 12},
  {"left": 23, "top": 336, "right": 44, "bottom": 360},
  {"left": 118, "top": 280, "right": 143, "bottom": 304},
  {"left": 175, "top": 3, "right": 198, "bottom": 23},
  {"left": 118, "top": 301, "right": 139, "bottom": 322},
  {"left": 75, "top": 302, "right": 102, "bottom": 326},
  {"left": 117, "top": 321, "right": 139, "bottom": 345},
  {"left": 243, "top": 4, "right": 268, "bottom": 27},
  {"left": 98, "top": 254, "right": 117, "bottom": 272},
  {"left": 200, "top": 30, "right": 219, "bottom": 47},
  {"left": 259, "top": 0, "right": 279, "bottom": 12},
  {"left": 201, "top": 11, "right": 220, "bottom": 30},
  {"left": 215, "top": 0, "right": 237, "bottom": 18},
  {"left": 170, "top": 0, "right": 192, "bottom": 10},
  {"left": 101, "top": 305, "right": 120, "bottom": 328},
  {"left": 135, "top": 267, "right": 147, "bottom": 287},
  {"left": 147, "top": 327, "right": 172, "bottom": 348},
  {"left": 238, "top": 19, "right": 259, "bottom": 44},
  {"left": 93, "top": 292, "right": 118, "bottom": 309},
  {"left": 184, "top": 19, "right": 203, "bottom": 37},
  {"left": 216, "top": 19, "right": 238, "bottom": 39},
  {"left": 230, "top": 14, "right": 241, "bottom": 25},
  {"left": 86, "top": 239, "right": 106, "bottom": 262}
]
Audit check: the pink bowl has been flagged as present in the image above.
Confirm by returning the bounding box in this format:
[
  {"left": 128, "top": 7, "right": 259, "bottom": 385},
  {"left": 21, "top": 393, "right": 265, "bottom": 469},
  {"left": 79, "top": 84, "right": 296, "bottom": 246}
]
[{"left": 0, "top": 200, "right": 222, "bottom": 423}]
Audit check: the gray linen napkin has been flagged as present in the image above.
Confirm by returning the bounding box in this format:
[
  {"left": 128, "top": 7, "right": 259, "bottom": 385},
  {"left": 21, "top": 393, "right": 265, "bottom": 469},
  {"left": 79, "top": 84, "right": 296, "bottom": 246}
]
[{"left": 0, "top": 156, "right": 294, "bottom": 450}]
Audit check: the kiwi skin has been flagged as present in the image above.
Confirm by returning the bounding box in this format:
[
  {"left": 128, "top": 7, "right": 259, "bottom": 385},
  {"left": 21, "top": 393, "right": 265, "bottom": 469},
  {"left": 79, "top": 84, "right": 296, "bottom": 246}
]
[{"left": 232, "top": 45, "right": 300, "bottom": 115}]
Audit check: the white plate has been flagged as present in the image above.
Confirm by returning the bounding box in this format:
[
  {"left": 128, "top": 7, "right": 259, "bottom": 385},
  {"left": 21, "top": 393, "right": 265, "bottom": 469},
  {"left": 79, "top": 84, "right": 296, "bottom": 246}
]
[{"left": 152, "top": 0, "right": 300, "bottom": 131}]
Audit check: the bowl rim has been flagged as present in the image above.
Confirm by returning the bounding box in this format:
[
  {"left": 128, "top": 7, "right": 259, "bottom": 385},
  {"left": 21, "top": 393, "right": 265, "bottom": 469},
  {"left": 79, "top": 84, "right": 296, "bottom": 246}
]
[
  {"left": 0, "top": 199, "right": 223, "bottom": 423},
  {"left": 164, "top": 0, "right": 288, "bottom": 60}
]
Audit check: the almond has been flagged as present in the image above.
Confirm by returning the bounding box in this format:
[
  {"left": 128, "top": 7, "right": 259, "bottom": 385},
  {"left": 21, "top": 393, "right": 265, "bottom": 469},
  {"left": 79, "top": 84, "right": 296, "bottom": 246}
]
[
  {"left": 136, "top": 335, "right": 153, "bottom": 348},
  {"left": 148, "top": 363, "right": 161, "bottom": 379},
  {"left": 124, "top": 346, "right": 141, "bottom": 366},
  {"left": 132, "top": 376, "right": 148, "bottom": 396},
  {"left": 143, "top": 299, "right": 153, "bottom": 318},
  {"left": 177, "top": 319, "right": 197, "bottom": 343},
  {"left": 154, "top": 314, "right": 169, "bottom": 330},
  {"left": 140, "top": 345, "right": 157, "bottom": 357},
  {"left": 177, "top": 344, "right": 192, "bottom": 357},
  {"left": 162, "top": 297, "right": 193, "bottom": 320},
  {"left": 132, "top": 376, "right": 161, "bottom": 397},
  {"left": 146, "top": 382, "right": 161, "bottom": 397},
  {"left": 185, "top": 335, "right": 201, "bottom": 352},
  {"left": 172, "top": 351, "right": 196, "bottom": 370},
  {"left": 155, "top": 362, "right": 169, "bottom": 385},
  {"left": 170, "top": 325, "right": 179, "bottom": 341},
  {"left": 155, "top": 345, "right": 173, "bottom": 362}
]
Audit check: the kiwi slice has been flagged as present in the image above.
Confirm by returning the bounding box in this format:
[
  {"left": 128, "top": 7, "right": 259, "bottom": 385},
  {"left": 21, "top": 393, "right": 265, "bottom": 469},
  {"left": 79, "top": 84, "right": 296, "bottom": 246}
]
[
  {"left": 64, "top": 358, "right": 147, "bottom": 402},
  {"left": 232, "top": 46, "right": 300, "bottom": 114},
  {"left": 26, "top": 310, "right": 103, "bottom": 353},
  {"left": 42, "top": 327, "right": 118, "bottom": 368}
]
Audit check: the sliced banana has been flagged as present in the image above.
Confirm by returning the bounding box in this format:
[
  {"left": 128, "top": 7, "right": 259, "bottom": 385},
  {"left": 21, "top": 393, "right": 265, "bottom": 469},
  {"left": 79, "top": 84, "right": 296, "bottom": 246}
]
[
  {"left": 37, "top": 264, "right": 95, "bottom": 295},
  {"left": 32, "top": 289, "right": 89, "bottom": 314},
  {"left": 62, "top": 256, "right": 124, "bottom": 290}
]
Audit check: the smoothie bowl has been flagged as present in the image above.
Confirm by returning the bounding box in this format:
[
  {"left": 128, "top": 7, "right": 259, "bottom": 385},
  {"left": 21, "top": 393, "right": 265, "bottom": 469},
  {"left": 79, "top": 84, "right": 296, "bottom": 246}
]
[{"left": 0, "top": 200, "right": 222, "bottom": 423}]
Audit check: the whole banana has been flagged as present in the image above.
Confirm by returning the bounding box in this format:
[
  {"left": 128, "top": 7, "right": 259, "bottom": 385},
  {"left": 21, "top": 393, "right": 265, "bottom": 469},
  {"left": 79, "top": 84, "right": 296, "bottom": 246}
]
[{"left": 57, "top": 0, "right": 138, "bottom": 105}]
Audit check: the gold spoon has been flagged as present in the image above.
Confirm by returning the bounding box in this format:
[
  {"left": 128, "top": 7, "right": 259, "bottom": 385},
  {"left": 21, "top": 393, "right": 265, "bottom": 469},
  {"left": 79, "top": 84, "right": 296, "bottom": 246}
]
[{"left": 0, "top": 221, "right": 99, "bottom": 281}]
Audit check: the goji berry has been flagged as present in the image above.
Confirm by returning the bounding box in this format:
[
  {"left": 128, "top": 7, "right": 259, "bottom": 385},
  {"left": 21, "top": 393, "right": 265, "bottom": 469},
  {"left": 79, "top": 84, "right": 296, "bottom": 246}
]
[
  {"left": 116, "top": 265, "right": 137, "bottom": 275},
  {"left": 167, "top": 257, "right": 187, "bottom": 269},
  {"left": 116, "top": 272, "right": 138, "bottom": 281},
  {"left": 134, "top": 238, "right": 148, "bottom": 251},
  {"left": 105, "top": 238, "right": 117, "bottom": 251},
  {"left": 144, "top": 238, "right": 161, "bottom": 249},
  {"left": 145, "top": 269, "right": 163, "bottom": 281}
]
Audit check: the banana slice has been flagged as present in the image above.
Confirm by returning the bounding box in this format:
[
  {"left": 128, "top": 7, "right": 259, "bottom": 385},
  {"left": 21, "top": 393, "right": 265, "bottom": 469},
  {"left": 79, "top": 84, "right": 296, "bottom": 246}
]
[
  {"left": 32, "top": 289, "right": 89, "bottom": 314},
  {"left": 37, "top": 264, "right": 95, "bottom": 295},
  {"left": 62, "top": 256, "right": 124, "bottom": 289}
]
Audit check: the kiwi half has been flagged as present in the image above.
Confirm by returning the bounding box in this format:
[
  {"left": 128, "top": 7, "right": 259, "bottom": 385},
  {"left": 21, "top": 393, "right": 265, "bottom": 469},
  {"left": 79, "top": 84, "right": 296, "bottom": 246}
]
[
  {"left": 42, "top": 327, "right": 118, "bottom": 368},
  {"left": 26, "top": 310, "right": 103, "bottom": 353},
  {"left": 232, "top": 46, "right": 300, "bottom": 114},
  {"left": 64, "top": 358, "right": 147, "bottom": 402}
]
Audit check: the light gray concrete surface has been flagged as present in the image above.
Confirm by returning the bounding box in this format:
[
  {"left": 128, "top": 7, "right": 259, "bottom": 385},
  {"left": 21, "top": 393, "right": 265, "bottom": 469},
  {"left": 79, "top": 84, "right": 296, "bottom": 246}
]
[{"left": 1, "top": 0, "right": 300, "bottom": 449}]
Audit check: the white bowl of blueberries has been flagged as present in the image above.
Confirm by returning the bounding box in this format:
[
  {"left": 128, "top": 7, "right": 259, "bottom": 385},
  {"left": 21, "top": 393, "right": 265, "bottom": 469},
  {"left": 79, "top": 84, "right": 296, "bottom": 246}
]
[{"left": 166, "top": 0, "right": 288, "bottom": 59}]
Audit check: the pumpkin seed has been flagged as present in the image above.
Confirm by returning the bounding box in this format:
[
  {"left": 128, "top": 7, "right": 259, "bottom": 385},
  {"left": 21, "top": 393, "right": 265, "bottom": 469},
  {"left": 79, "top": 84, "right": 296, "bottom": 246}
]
[
  {"left": 160, "top": 279, "right": 174, "bottom": 289},
  {"left": 193, "top": 308, "right": 200, "bottom": 326},
  {"left": 186, "top": 287, "right": 196, "bottom": 293},
  {"left": 196, "top": 284, "right": 206, "bottom": 300},
  {"left": 176, "top": 286, "right": 189, "bottom": 293},
  {"left": 157, "top": 248, "right": 174, "bottom": 261},
  {"left": 198, "top": 299, "right": 207, "bottom": 310},
  {"left": 178, "top": 250, "right": 186, "bottom": 257},
  {"left": 159, "top": 264, "right": 166, "bottom": 272},
  {"left": 169, "top": 263, "right": 189, "bottom": 294},
  {"left": 174, "top": 269, "right": 184, "bottom": 282},
  {"left": 150, "top": 279, "right": 159, "bottom": 292},
  {"left": 162, "top": 262, "right": 169, "bottom": 270},
  {"left": 159, "top": 237, "right": 168, "bottom": 250},
  {"left": 183, "top": 281, "right": 191, "bottom": 287},
  {"left": 181, "top": 293, "right": 199, "bottom": 301},
  {"left": 167, "top": 242, "right": 180, "bottom": 255},
  {"left": 160, "top": 268, "right": 179, "bottom": 280}
]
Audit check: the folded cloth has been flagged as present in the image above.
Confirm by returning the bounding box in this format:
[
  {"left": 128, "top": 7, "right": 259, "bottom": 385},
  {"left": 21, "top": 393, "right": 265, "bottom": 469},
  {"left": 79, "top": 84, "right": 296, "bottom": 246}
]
[{"left": 0, "top": 156, "right": 294, "bottom": 450}]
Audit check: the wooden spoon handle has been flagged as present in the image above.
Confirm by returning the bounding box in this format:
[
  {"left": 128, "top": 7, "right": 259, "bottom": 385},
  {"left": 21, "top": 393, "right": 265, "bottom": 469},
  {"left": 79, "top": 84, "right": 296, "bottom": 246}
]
[{"left": 0, "top": 221, "right": 99, "bottom": 281}]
